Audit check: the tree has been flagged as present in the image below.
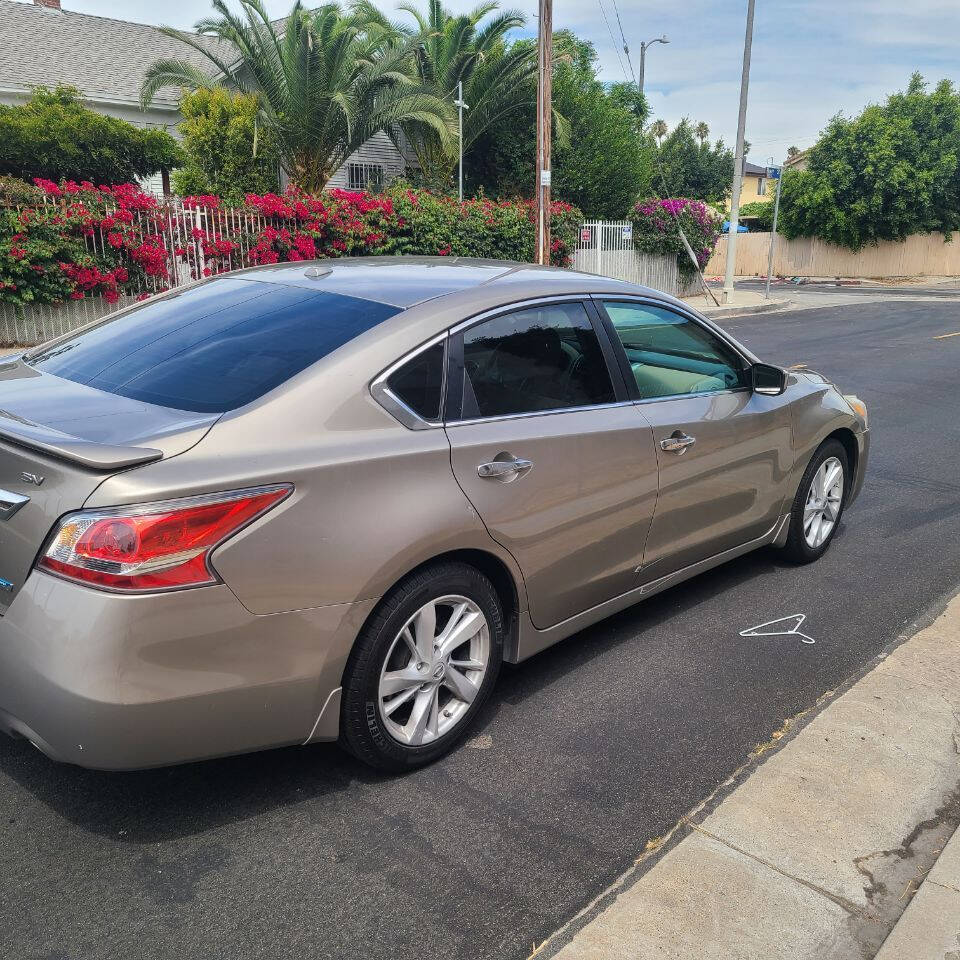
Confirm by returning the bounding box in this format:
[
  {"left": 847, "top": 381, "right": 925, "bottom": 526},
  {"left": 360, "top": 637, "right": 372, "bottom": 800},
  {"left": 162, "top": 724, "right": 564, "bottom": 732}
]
[
  {"left": 357, "top": 0, "right": 540, "bottom": 191},
  {"left": 141, "top": 0, "right": 455, "bottom": 193},
  {"left": 695, "top": 121, "right": 709, "bottom": 145},
  {"left": 652, "top": 118, "right": 734, "bottom": 203},
  {"left": 0, "top": 86, "right": 181, "bottom": 185},
  {"left": 172, "top": 88, "right": 278, "bottom": 203},
  {"left": 778, "top": 73, "right": 960, "bottom": 249},
  {"left": 786, "top": 145, "right": 800, "bottom": 159},
  {"left": 467, "top": 34, "right": 652, "bottom": 219},
  {"left": 650, "top": 119, "right": 668, "bottom": 144}
]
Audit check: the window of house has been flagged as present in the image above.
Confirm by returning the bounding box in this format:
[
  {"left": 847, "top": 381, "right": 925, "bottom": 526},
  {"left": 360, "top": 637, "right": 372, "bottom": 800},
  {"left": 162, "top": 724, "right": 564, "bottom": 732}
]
[
  {"left": 458, "top": 302, "right": 615, "bottom": 419},
  {"left": 757, "top": 178, "right": 767, "bottom": 196},
  {"left": 348, "top": 163, "right": 385, "bottom": 192},
  {"left": 601, "top": 301, "right": 748, "bottom": 400}
]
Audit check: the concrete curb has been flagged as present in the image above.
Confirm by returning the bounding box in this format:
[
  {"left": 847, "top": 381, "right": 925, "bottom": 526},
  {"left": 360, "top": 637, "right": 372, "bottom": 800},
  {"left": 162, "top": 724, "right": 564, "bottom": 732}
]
[
  {"left": 694, "top": 298, "right": 792, "bottom": 320},
  {"left": 539, "top": 590, "right": 960, "bottom": 960}
]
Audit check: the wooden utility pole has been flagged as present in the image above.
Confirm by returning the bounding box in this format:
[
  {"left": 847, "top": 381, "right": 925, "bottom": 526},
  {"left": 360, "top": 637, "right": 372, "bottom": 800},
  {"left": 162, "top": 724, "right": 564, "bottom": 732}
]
[{"left": 534, "top": 0, "right": 552, "bottom": 265}]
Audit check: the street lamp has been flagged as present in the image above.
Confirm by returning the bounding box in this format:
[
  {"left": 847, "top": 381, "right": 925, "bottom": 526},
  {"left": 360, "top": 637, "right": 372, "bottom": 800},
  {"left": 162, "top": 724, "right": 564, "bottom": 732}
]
[
  {"left": 638, "top": 35, "right": 668, "bottom": 97},
  {"left": 454, "top": 80, "right": 469, "bottom": 202}
]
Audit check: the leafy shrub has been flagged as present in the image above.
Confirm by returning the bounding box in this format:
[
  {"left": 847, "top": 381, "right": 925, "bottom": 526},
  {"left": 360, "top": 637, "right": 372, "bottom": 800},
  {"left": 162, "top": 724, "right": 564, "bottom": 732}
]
[
  {"left": 737, "top": 201, "right": 774, "bottom": 230},
  {"left": 0, "top": 86, "right": 182, "bottom": 185},
  {"left": 1, "top": 178, "right": 581, "bottom": 307},
  {"left": 172, "top": 89, "right": 278, "bottom": 205},
  {"left": 630, "top": 198, "right": 722, "bottom": 275}
]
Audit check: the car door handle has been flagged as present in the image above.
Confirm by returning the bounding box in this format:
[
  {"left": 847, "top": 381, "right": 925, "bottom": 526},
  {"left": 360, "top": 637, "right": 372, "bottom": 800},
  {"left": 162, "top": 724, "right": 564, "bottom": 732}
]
[
  {"left": 477, "top": 457, "right": 533, "bottom": 479},
  {"left": 659, "top": 432, "right": 696, "bottom": 454}
]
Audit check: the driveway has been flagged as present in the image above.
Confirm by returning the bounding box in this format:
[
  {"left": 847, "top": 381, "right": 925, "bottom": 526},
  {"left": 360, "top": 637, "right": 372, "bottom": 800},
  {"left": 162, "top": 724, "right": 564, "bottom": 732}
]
[{"left": 3, "top": 297, "right": 960, "bottom": 960}]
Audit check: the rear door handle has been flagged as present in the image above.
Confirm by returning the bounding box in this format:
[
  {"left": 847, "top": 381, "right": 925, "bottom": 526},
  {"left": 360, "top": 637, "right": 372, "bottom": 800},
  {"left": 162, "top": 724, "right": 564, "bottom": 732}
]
[
  {"left": 659, "top": 432, "right": 696, "bottom": 454},
  {"left": 477, "top": 457, "right": 533, "bottom": 480}
]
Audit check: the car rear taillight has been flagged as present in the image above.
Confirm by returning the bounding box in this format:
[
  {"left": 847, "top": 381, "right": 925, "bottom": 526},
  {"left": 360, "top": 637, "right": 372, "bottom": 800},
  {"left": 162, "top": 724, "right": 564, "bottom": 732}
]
[{"left": 37, "top": 485, "right": 292, "bottom": 592}]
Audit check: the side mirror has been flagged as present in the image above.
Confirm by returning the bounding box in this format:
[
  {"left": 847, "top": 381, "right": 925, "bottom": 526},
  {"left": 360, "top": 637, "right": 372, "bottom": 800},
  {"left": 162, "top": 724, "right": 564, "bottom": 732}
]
[{"left": 752, "top": 363, "right": 787, "bottom": 396}]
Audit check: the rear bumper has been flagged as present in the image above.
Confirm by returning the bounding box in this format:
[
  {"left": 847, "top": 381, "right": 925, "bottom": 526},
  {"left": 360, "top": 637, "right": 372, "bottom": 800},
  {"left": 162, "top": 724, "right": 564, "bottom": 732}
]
[{"left": 0, "top": 572, "right": 374, "bottom": 769}]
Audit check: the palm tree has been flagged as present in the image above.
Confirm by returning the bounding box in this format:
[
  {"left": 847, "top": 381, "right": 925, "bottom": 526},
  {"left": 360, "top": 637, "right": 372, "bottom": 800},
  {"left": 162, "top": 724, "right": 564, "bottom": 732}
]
[
  {"left": 357, "top": 0, "right": 547, "bottom": 190},
  {"left": 695, "top": 121, "right": 709, "bottom": 146},
  {"left": 140, "top": 0, "right": 456, "bottom": 193},
  {"left": 651, "top": 119, "right": 668, "bottom": 145}
]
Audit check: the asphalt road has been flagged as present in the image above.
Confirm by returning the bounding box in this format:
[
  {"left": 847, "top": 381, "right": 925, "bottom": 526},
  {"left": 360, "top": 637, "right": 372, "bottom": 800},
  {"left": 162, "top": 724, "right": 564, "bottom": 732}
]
[{"left": 3, "top": 297, "right": 960, "bottom": 960}]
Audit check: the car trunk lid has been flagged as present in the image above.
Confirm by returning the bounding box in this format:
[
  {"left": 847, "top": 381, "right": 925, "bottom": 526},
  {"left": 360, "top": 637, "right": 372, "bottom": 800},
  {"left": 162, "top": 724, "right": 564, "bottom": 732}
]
[{"left": 0, "top": 357, "right": 217, "bottom": 611}]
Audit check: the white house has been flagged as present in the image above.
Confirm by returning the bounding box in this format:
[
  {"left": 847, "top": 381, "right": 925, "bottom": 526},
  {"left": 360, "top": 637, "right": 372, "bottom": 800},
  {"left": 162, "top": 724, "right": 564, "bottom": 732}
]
[{"left": 0, "top": 0, "right": 412, "bottom": 195}]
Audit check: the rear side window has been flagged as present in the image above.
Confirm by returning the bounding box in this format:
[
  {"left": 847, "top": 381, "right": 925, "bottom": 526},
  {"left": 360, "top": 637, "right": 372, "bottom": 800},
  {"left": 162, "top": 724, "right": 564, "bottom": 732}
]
[
  {"left": 459, "top": 301, "right": 615, "bottom": 419},
  {"left": 387, "top": 341, "right": 445, "bottom": 421},
  {"left": 27, "top": 278, "right": 401, "bottom": 413}
]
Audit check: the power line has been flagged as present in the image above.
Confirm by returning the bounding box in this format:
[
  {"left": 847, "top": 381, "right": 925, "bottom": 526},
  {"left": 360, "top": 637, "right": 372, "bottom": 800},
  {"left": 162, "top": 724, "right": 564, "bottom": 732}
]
[
  {"left": 597, "top": 0, "right": 629, "bottom": 82},
  {"left": 609, "top": 0, "right": 636, "bottom": 84}
]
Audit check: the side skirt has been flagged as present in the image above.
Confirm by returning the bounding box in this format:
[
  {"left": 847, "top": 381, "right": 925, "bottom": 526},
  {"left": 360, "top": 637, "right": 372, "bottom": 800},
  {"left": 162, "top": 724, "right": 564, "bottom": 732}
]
[{"left": 513, "top": 514, "right": 791, "bottom": 662}]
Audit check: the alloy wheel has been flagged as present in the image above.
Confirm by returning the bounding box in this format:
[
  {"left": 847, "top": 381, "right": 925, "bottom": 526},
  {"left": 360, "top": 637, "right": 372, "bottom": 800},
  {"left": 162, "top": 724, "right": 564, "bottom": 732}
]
[
  {"left": 803, "top": 456, "right": 844, "bottom": 548},
  {"left": 377, "top": 595, "right": 490, "bottom": 746}
]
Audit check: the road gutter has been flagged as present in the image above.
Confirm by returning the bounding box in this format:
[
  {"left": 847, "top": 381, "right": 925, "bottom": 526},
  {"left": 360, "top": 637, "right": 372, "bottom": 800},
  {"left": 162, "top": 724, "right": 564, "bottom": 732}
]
[{"left": 536, "top": 590, "right": 960, "bottom": 960}]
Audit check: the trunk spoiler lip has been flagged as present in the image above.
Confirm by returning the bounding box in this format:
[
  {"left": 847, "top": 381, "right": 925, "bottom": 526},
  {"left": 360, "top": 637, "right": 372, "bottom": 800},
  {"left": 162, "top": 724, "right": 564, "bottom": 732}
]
[{"left": 0, "top": 413, "right": 162, "bottom": 470}]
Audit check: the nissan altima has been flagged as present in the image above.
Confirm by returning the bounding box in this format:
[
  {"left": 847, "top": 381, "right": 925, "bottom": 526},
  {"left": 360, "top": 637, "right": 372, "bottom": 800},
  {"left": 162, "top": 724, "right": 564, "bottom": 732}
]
[{"left": 0, "top": 257, "right": 868, "bottom": 771}]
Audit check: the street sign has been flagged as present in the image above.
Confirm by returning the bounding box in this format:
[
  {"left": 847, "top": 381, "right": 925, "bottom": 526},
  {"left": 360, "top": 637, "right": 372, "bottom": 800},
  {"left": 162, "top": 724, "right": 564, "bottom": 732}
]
[
  {"left": 580, "top": 227, "right": 592, "bottom": 244},
  {"left": 621, "top": 223, "right": 633, "bottom": 241},
  {"left": 766, "top": 165, "right": 782, "bottom": 180}
]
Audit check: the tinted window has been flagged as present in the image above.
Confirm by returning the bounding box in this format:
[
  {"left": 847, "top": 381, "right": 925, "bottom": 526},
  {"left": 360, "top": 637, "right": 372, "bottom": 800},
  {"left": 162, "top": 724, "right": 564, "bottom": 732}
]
[
  {"left": 388, "top": 341, "right": 445, "bottom": 421},
  {"left": 460, "top": 302, "right": 614, "bottom": 418},
  {"left": 602, "top": 301, "right": 747, "bottom": 400},
  {"left": 27, "top": 278, "right": 401, "bottom": 413}
]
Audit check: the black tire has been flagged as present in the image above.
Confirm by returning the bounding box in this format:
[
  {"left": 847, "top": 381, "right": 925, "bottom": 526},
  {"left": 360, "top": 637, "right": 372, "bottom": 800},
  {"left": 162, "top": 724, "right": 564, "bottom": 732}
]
[
  {"left": 340, "top": 561, "right": 504, "bottom": 772},
  {"left": 780, "top": 439, "right": 849, "bottom": 564}
]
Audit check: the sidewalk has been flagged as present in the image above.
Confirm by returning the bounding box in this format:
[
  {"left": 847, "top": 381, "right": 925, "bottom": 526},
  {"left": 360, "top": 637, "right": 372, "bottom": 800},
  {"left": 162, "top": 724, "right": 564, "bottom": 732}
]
[
  {"left": 538, "top": 591, "right": 960, "bottom": 960},
  {"left": 682, "top": 288, "right": 791, "bottom": 318}
]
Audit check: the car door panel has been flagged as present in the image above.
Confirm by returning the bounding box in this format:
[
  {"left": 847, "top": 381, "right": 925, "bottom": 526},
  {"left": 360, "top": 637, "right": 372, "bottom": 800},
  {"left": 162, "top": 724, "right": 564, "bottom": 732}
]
[
  {"left": 596, "top": 297, "right": 795, "bottom": 580},
  {"left": 443, "top": 298, "right": 659, "bottom": 630},
  {"left": 637, "top": 390, "right": 793, "bottom": 579},
  {"left": 447, "top": 407, "right": 658, "bottom": 628}
]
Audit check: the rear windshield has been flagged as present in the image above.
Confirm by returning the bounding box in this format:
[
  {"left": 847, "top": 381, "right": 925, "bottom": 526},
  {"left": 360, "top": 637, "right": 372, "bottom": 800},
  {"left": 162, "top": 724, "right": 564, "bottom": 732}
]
[{"left": 26, "top": 278, "right": 401, "bottom": 413}]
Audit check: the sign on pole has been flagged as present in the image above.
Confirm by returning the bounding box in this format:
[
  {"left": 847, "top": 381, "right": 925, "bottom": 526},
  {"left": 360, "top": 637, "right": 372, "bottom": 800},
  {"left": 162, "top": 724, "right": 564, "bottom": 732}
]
[{"left": 766, "top": 165, "right": 782, "bottom": 180}]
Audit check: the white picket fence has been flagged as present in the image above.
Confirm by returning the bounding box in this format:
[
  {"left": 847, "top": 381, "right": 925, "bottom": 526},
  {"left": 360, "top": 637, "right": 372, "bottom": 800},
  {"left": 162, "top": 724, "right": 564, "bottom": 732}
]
[
  {"left": 572, "top": 221, "right": 680, "bottom": 294},
  {"left": 1, "top": 209, "right": 685, "bottom": 346}
]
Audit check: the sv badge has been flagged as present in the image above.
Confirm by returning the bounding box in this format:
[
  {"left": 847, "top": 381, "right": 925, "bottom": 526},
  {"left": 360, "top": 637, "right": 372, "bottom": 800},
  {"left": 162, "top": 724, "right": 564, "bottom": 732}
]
[{"left": 19, "top": 472, "right": 44, "bottom": 486}]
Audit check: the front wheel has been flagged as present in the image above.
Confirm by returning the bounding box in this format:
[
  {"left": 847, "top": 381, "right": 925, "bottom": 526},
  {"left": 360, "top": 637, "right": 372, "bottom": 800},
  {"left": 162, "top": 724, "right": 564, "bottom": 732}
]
[
  {"left": 340, "top": 562, "right": 504, "bottom": 772},
  {"left": 780, "top": 439, "right": 849, "bottom": 564}
]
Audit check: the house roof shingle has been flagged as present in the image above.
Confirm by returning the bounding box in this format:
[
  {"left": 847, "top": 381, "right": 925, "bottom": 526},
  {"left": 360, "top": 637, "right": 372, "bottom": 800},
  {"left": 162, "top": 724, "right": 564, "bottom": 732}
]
[{"left": 0, "top": 0, "right": 226, "bottom": 108}]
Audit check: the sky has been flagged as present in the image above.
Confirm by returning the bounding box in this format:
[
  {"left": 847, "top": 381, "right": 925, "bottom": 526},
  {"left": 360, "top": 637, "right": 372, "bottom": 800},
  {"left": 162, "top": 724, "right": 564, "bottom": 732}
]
[{"left": 39, "top": 0, "right": 960, "bottom": 166}]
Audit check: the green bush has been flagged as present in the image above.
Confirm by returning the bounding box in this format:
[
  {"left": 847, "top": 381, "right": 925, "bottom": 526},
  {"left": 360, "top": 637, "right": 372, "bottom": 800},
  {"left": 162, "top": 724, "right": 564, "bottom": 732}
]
[
  {"left": 737, "top": 201, "right": 774, "bottom": 230},
  {"left": 777, "top": 74, "right": 960, "bottom": 249},
  {"left": 0, "top": 86, "right": 182, "bottom": 185},
  {"left": 172, "top": 89, "right": 278, "bottom": 205}
]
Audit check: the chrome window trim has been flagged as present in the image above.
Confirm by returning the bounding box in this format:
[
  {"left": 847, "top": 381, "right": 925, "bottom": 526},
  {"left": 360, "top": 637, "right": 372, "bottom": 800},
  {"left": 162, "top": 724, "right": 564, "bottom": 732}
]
[
  {"left": 370, "top": 331, "right": 449, "bottom": 431},
  {"left": 590, "top": 293, "right": 759, "bottom": 368},
  {"left": 632, "top": 386, "right": 752, "bottom": 407},
  {"left": 447, "top": 399, "right": 636, "bottom": 428}
]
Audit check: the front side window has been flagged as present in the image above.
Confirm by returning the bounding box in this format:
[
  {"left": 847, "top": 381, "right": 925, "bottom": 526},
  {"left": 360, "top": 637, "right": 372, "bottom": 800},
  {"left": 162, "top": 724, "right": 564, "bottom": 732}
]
[
  {"left": 601, "top": 301, "right": 748, "bottom": 400},
  {"left": 459, "top": 302, "right": 615, "bottom": 419}
]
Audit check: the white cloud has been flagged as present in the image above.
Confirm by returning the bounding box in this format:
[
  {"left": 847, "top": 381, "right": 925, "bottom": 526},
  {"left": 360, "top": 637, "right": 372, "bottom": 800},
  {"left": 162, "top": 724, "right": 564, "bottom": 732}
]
[{"left": 40, "top": 0, "right": 960, "bottom": 163}]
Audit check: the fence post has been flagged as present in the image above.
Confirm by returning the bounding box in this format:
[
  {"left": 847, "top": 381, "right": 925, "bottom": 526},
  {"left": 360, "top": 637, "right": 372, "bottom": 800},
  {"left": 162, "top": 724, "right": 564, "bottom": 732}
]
[{"left": 596, "top": 221, "right": 604, "bottom": 277}]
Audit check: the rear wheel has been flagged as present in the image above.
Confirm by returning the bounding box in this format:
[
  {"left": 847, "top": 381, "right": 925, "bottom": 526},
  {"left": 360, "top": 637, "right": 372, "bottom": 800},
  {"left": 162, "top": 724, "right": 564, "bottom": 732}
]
[
  {"left": 780, "top": 439, "right": 849, "bottom": 564},
  {"left": 340, "top": 562, "right": 504, "bottom": 772}
]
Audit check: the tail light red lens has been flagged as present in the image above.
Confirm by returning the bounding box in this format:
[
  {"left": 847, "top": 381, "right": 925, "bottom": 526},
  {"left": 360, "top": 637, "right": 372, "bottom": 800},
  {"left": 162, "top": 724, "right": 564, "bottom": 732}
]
[{"left": 38, "top": 485, "right": 292, "bottom": 592}]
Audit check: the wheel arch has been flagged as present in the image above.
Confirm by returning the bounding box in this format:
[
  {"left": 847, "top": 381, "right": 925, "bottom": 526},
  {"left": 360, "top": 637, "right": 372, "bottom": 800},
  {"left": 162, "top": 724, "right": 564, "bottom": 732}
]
[
  {"left": 352, "top": 547, "right": 526, "bottom": 669},
  {"left": 824, "top": 426, "right": 859, "bottom": 490}
]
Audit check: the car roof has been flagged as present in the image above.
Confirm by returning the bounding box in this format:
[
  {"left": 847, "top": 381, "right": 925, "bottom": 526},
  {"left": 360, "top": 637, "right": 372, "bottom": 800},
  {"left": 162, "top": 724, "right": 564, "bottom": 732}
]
[{"left": 226, "top": 256, "right": 661, "bottom": 308}]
